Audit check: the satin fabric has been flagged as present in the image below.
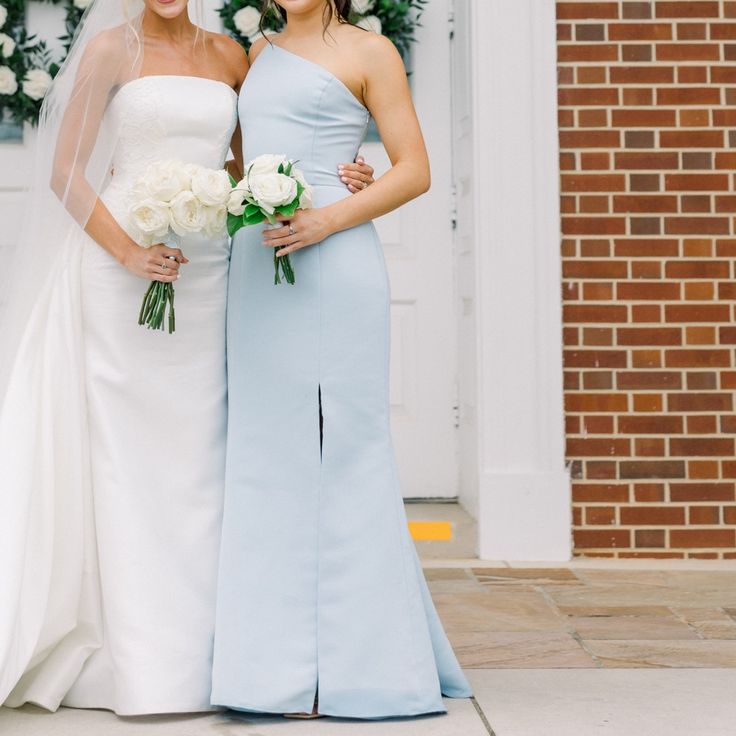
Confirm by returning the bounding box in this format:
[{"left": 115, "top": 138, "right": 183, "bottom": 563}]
[
  {"left": 212, "top": 44, "right": 471, "bottom": 719},
  {"left": 1, "top": 75, "right": 237, "bottom": 715}
]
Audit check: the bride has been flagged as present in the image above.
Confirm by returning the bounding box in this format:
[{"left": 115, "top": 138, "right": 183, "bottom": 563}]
[{"left": 0, "top": 0, "right": 371, "bottom": 715}]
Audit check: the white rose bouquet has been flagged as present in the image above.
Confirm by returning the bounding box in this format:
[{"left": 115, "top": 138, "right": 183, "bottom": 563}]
[
  {"left": 129, "top": 159, "right": 230, "bottom": 333},
  {"left": 227, "top": 154, "right": 313, "bottom": 285}
]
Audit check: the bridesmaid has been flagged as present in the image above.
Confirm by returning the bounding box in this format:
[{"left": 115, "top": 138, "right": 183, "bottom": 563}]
[{"left": 212, "top": 0, "right": 471, "bottom": 720}]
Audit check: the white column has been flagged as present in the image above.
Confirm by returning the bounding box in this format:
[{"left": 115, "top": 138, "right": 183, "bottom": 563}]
[{"left": 462, "top": 0, "right": 571, "bottom": 561}]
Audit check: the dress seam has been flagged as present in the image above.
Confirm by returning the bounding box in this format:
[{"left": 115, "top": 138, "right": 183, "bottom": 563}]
[{"left": 311, "top": 76, "right": 330, "bottom": 708}]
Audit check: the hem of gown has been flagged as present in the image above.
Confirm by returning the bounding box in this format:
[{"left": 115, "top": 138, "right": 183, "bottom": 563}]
[
  {"left": 442, "top": 686, "right": 474, "bottom": 699},
  {"left": 57, "top": 699, "right": 224, "bottom": 717},
  {"left": 211, "top": 696, "right": 453, "bottom": 720}
]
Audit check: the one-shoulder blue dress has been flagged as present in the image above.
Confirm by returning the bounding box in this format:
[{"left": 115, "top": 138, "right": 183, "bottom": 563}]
[{"left": 211, "top": 43, "right": 471, "bottom": 719}]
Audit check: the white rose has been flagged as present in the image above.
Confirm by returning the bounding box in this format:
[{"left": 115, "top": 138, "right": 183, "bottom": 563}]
[
  {"left": 357, "top": 15, "right": 382, "bottom": 34},
  {"left": 181, "top": 162, "right": 203, "bottom": 185},
  {"left": 73, "top": 0, "right": 93, "bottom": 8},
  {"left": 248, "top": 172, "right": 298, "bottom": 215},
  {"left": 0, "top": 32, "right": 15, "bottom": 58},
  {"left": 0, "top": 64, "right": 16, "bottom": 95},
  {"left": 22, "top": 69, "right": 52, "bottom": 101},
  {"left": 203, "top": 203, "right": 227, "bottom": 236},
  {"left": 246, "top": 153, "right": 288, "bottom": 178},
  {"left": 292, "top": 168, "right": 313, "bottom": 210},
  {"left": 0, "top": 6, "right": 7, "bottom": 31},
  {"left": 170, "top": 190, "right": 206, "bottom": 235},
  {"left": 191, "top": 168, "right": 231, "bottom": 207},
  {"left": 227, "top": 185, "right": 249, "bottom": 216},
  {"left": 139, "top": 160, "right": 190, "bottom": 202},
  {"left": 233, "top": 6, "right": 261, "bottom": 38},
  {"left": 352, "top": 0, "right": 375, "bottom": 14},
  {"left": 129, "top": 199, "right": 170, "bottom": 244}
]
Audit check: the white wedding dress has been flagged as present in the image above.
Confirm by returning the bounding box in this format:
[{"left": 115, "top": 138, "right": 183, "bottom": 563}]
[{"left": 0, "top": 75, "right": 237, "bottom": 715}]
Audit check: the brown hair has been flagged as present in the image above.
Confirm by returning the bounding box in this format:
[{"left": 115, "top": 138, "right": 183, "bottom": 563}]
[{"left": 260, "top": 1, "right": 353, "bottom": 39}]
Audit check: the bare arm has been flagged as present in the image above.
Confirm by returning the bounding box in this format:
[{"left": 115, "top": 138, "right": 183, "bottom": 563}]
[
  {"left": 53, "top": 33, "right": 185, "bottom": 281},
  {"left": 224, "top": 34, "right": 251, "bottom": 181},
  {"left": 264, "top": 35, "right": 429, "bottom": 256}
]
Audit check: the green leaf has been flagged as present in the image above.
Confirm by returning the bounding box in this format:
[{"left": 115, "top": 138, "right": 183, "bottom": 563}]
[
  {"left": 274, "top": 199, "right": 299, "bottom": 218},
  {"left": 227, "top": 212, "right": 244, "bottom": 237},
  {"left": 244, "top": 202, "right": 262, "bottom": 218},
  {"left": 244, "top": 210, "right": 267, "bottom": 226}
]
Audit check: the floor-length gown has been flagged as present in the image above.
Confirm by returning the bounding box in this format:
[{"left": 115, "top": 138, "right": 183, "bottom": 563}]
[
  {"left": 212, "top": 44, "right": 471, "bottom": 719},
  {"left": 2, "top": 75, "right": 237, "bottom": 715}
]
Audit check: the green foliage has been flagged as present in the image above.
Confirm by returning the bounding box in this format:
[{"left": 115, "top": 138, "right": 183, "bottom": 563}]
[
  {"left": 218, "top": 0, "right": 427, "bottom": 59},
  {"left": 0, "top": 0, "right": 84, "bottom": 126}
]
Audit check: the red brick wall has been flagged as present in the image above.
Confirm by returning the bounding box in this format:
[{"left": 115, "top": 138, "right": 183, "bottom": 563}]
[{"left": 557, "top": 1, "right": 736, "bottom": 558}]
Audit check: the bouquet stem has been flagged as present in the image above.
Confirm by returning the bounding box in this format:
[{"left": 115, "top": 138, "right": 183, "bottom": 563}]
[
  {"left": 274, "top": 247, "right": 295, "bottom": 285},
  {"left": 138, "top": 281, "right": 176, "bottom": 334}
]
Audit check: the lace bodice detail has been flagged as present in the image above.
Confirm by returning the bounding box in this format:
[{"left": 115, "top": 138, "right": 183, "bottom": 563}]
[{"left": 101, "top": 75, "right": 237, "bottom": 219}]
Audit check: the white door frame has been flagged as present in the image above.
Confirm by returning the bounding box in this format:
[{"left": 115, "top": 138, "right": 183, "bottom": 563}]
[{"left": 455, "top": 0, "right": 571, "bottom": 561}]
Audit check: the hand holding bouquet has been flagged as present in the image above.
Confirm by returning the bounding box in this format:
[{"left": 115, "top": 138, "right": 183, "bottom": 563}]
[
  {"left": 129, "top": 160, "right": 231, "bottom": 333},
  {"left": 227, "top": 154, "right": 314, "bottom": 285}
]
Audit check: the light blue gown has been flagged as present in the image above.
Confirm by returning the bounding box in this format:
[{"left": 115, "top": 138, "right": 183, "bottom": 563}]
[{"left": 212, "top": 43, "right": 471, "bottom": 719}]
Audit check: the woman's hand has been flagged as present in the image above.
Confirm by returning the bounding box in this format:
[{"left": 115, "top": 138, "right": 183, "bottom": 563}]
[
  {"left": 338, "top": 155, "right": 374, "bottom": 193},
  {"left": 120, "top": 243, "right": 189, "bottom": 282},
  {"left": 262, "top": 209, "right": 336, "bottom": 257}
]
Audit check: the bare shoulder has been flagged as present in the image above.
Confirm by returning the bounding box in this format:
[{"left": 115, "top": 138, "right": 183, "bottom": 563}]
[
  {"left": 209, "top": 30, "right": 246, "bottom": 59},
  {"left": 79, "top": 25, "right": 135, "bottom": 83},
  {"left": 208, "top": 31, "right": 249, "bottom": 84},
  {"left": 340, "top": 25, "right": 403, "bottom": 72},
  {"left": 248, "top": 33, "right": 279, "bottom": 64},
  {"left": 84, "top": 25, "right": 129, "bottom": 57}
]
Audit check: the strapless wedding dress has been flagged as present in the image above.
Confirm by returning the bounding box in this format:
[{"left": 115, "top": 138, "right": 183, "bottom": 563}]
[{"left": 1, "top": 75, "right": 237, "bottom": 715}]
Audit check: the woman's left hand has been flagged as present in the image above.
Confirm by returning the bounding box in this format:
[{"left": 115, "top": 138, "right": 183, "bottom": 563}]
[
  {"left": 338, "top": 155, "right": 374, "bottom": 193},
  {"left": 263, "top": 209, "right": 335, "bottom": 257}
]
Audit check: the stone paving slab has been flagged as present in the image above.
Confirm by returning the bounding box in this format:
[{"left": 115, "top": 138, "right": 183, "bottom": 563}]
[
  {"left": 584, "top": 640, "right": 736, "bottom": 668},
  {"left": 0, "top": 699, "right": 489, "bottom": 736},
  {"left": 449, "top": 631, "right": 596, "bottom": 668},
  {"left": 469, "top": 669, "right": 736, "bottom": 736},
  {"left": 436, "top": 565, "right": 736, "bottom": 668}
]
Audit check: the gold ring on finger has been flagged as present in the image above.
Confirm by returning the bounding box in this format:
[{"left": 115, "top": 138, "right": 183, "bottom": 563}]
[{"left": 289, "top": 224, "right": 296, "bottom": 236}]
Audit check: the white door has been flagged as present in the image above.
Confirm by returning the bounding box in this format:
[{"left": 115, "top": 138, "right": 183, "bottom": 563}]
[
  {"left": 448, "top": 0, "right": 480, "bottom": 516},
  {"left": 361, "top": 0, "right": 458, "bottom": 499},
  {"left": 0, "top": 3, "right": 459, "bottom": 500}
]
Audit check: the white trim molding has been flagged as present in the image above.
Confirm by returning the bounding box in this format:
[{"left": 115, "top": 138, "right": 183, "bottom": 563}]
[{"left": 458, "top": 0, "right": 571, "bottom": 560}]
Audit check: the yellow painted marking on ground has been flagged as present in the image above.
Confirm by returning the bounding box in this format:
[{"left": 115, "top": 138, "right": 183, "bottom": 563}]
[{"left": 408, "top": 521, "right": 453, "bottom": 541}]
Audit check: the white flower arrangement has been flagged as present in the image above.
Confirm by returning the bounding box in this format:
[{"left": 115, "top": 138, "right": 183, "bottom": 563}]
[
  {"left": 227, "top": 153, "right": 314, "bottom": 285},
  {"left": 0, "top": 31, "right": 15, "bottom": 58},
  {"left": 352, "top": 0, "right": 375, "bottom": 14},
  {"left": 219, "top": 0, "right": 427, "bottom": 58},
  {"left": 0, "top": 64, "right": 17, "bottom": 95},
  {"left": 232, "top": 5, "right": 261, "bottom": 38},
  {"left": 130, "top": 160, "right": 232, "bottom": 333},
  {"left": 0, "top": 0, "right": 89, "bottom": 126},
  {"left": 22, "top": 68, "right": 52, "bottom": 100},
  {"left": 357, "top": 15, "right": 382, "bottom": 35}
]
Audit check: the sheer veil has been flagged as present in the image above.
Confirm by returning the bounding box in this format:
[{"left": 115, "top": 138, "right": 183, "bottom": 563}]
[
  {"left": 0, "top": 1, "right": 146, "bottom": 392},
  {"left": 0, "top": 0, "right": 198, "bottom": 708}
]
